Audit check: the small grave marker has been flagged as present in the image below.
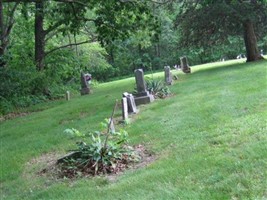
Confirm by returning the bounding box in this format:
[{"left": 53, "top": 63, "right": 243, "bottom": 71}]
[
  {"left": 164, "top": 66, "right": 173, "bottom": 85},
  {"left": 80, "top": 72, "right": 90, "bottom": 95},
  {"left": 122, "top": 97, "right": 128, "bottom": 120},
  {"left": 123, "top": 92, "right": 138, "bottom": 114},
  {"left": 108, "top": 118, "right": 115, "bottom": 133},
  {"left": 66, "top": 91, "right": 70, "bottom": 101},
  {"left": 180, "top": 56, "right": 191, "bottom": 73}
]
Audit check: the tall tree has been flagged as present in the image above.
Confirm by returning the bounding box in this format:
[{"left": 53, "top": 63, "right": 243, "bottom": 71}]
[
  {"left": 33, "top": 0, "right": 90, "bottom": 71},
  {"left": 177, "top": 0, "right": 267, "bottom": 62},
  {"left": 3, "top": 0, "right": 156, "bottom": 71},
  {"left": 0, "top": 2, "right": 19, "bottom": 67},
  {"left": 34, "top": 1, "right": 45, "bottom": 71}
]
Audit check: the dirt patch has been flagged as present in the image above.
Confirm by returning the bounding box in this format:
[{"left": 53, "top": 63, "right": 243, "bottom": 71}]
[
  {"left": 0, "top": 112, "right": 30, "bottom": 122},
  {"left": 0, "top": 109, "right": 45, "bottom": 122},
  {"left": 24, "top": 145, "right": 156, "bottom": 183},
  {"left": 59, "top": 118, "right": 75, "bottom": 125},
  {"left": 23, "top": 152, "right": 65, "bottom": 182},
  {"left": 106, "top": 144, "right": 156, "bottom": 182}
]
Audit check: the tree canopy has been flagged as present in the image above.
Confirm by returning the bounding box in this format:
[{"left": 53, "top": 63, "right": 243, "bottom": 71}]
[{"left": 177, "top": 0, "right": 267, "bottom": 61}]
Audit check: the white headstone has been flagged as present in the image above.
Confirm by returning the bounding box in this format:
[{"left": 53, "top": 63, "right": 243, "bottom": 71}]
[
  {"left": 66, "top": 91, "right": 70, "bottom": 101},
  {"left": 122, "top": 97, "right": 128, "bottom": 120},
  {"left": 123, "top": 92, "right": 137, "bottom": 114}
]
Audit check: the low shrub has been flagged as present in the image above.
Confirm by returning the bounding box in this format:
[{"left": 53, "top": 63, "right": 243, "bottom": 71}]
[
  {"left": 145, "top": 77, "right": 171, "bottom": 99},
  {"left": 59, "top": 119, "right": 139, "bottom": 177}
]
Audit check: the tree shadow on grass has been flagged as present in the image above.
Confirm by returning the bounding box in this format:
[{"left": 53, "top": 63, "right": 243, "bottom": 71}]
[
  {"left": 193, "top": 62, "right": 246, "bottom": 75},
  {"left": 191, "top": 59, "right": 266, "bottom": 76}
]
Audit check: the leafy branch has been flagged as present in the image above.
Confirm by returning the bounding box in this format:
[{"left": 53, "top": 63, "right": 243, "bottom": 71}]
[{"left": 45, "top": 40, "right": 90, "bottom": 56}]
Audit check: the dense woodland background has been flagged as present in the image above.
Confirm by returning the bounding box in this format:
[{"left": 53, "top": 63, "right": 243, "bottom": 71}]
[{"left": 0, "top": 0, "right": 266, "bottom": 115}]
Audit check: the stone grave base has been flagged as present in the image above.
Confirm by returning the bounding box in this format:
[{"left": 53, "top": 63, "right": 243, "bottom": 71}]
[
  {"left": 81, "top": 88, "right": 90, "bottom": 95},
  {"left": 134, "top": 94, "right": 154, "bottom": 106},
  {"left": 182, "top": 67, "right": 191, "bottom": 73}
]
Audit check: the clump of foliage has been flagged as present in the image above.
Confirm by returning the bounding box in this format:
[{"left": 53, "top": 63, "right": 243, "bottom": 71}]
[
  {"left": 59, "top": 117, "right": 139, "bottom": 178},
  {"left": 145, "top": 77, "right": 171, "bottom": 99}
]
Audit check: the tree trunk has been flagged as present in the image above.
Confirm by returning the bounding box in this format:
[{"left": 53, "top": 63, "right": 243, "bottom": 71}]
[
  {"left": 35, "top": 1, "right": 46, "bottom": 71},
  {"left": 0, "top": 1, "right": 6, "bottom": 68},
  {"left": 154, "top": 43, "right": 160, "bottom": 57},
  {"left": 0, "top": 2, "right": 18, "bottom": 68},
  {"left": 107, "top": 44, "right": 114, "bottom": 65},
  {"left": 243, "top": 20, "right": 263, "bottom": 62},
  {"left": 138, "top": 44, "right": 143, "bottom": 68}
]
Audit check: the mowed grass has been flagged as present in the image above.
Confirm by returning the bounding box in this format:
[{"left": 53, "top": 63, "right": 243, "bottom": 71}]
[{"left": 0, "top": 58, "right": 266, "bottom": 199}]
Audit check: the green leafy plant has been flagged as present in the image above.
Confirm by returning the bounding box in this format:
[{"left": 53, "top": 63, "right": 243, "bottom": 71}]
[
  {"left": 145, "top": 77, "right": 171, "bottom": 99},
  {"left": 64, "top": 128, "right": 85, "bottom": 138},
  {"left": 59, "top": 102, "right": 139, "bottom": 177}
]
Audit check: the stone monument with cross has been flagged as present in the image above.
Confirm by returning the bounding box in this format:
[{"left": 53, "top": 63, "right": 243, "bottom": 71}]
[
  {"left": 134, "top": 69, "right": 154, "bottom": 105},
  {"left": 180, "top": 56, "right": 191, "bottom": 73},
  {"left": 164, "top": 66, "right": 173, "bottom": 85}
]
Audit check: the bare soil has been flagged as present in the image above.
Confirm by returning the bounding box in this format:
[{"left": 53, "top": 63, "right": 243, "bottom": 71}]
[{"left": 0, "top": 112, "right": 30, "bottom": 122}]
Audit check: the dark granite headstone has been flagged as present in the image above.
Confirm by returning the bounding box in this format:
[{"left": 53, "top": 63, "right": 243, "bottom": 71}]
[
  {"left": 134, "top": 69, "right": 154, "bottom": 105},
  {"left": 180, "top": 56, "right": 191, "bottom": 73}
]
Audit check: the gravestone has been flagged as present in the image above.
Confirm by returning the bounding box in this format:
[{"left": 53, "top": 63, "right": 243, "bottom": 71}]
[
  {"left": 180, "top": 56, "right": 191, "bottom": 73},
  {"left": 122, "top": 97, "right": 128, "bottom": 120},
  {"left": 134, "top": 69, "right": 154, "bottom": 105},
  {"left": 123, "top": 92, "right": 138, "bottom": 114},
  {"left": 108, "top": 118, "right": 115, "bottom": 133},
  {"left": 66, "top": 91, "right": 70, "bottom": 101},
  {"left": 173, "top": 74, "right": 179, "bottom": 80},
  {"left": 164, "top": 66, "right": 173, "bottom": 85},
  {"left": 80, "top": 72, "right": 90, "bottom": 95}
]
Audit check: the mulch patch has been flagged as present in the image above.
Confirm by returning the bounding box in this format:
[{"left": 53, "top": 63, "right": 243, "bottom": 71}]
[{"left": 25, "top": 145, "right": 156, "bottom": 182}]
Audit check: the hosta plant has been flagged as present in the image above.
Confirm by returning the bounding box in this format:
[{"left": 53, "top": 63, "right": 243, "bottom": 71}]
[
  {"left": 145, "top": 77, "right": 171, "bottom": 99},
  {"left": 59, "top": 119, "right": 139, "bottom": 177}
]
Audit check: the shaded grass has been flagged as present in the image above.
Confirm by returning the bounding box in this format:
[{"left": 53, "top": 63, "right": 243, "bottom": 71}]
[{"left": 1, "top": 59, "right": 267, "bottom": 199}]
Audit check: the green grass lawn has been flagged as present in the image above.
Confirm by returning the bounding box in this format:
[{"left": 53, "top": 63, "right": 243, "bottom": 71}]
[{"left": 1, "top": 59, "right": 267, "bottom": 200}]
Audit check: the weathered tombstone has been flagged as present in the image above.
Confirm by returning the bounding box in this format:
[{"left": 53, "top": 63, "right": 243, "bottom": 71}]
[
  {"left": 122, "top": 97, "right": 128, "bottom": 120},
  {"left": 80, "top": 72, "right": 90, "bottom": 95},
  {"left": 135, "top": 69, "right": 146, "bottom": 94},
  {"left": 173, "top": 74, "right": 179, "bottom": 80},
  {"left": 108, "top": 118, "right": 115, "bottom": 133},
  {"left": 180, "top": 56, "right": 191, "bottom": 73},
  {"left": 66, "top": 91, "right": 70, "bottom": 101},
  {"left": 123, "top": 92, "right": 138, "bottom": 114},
  {"left": 164, "top": 66, "right": 173, "bottom": 85},
  {"left": 134, "top": 69, "right": 154, "bottom": 105}
]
